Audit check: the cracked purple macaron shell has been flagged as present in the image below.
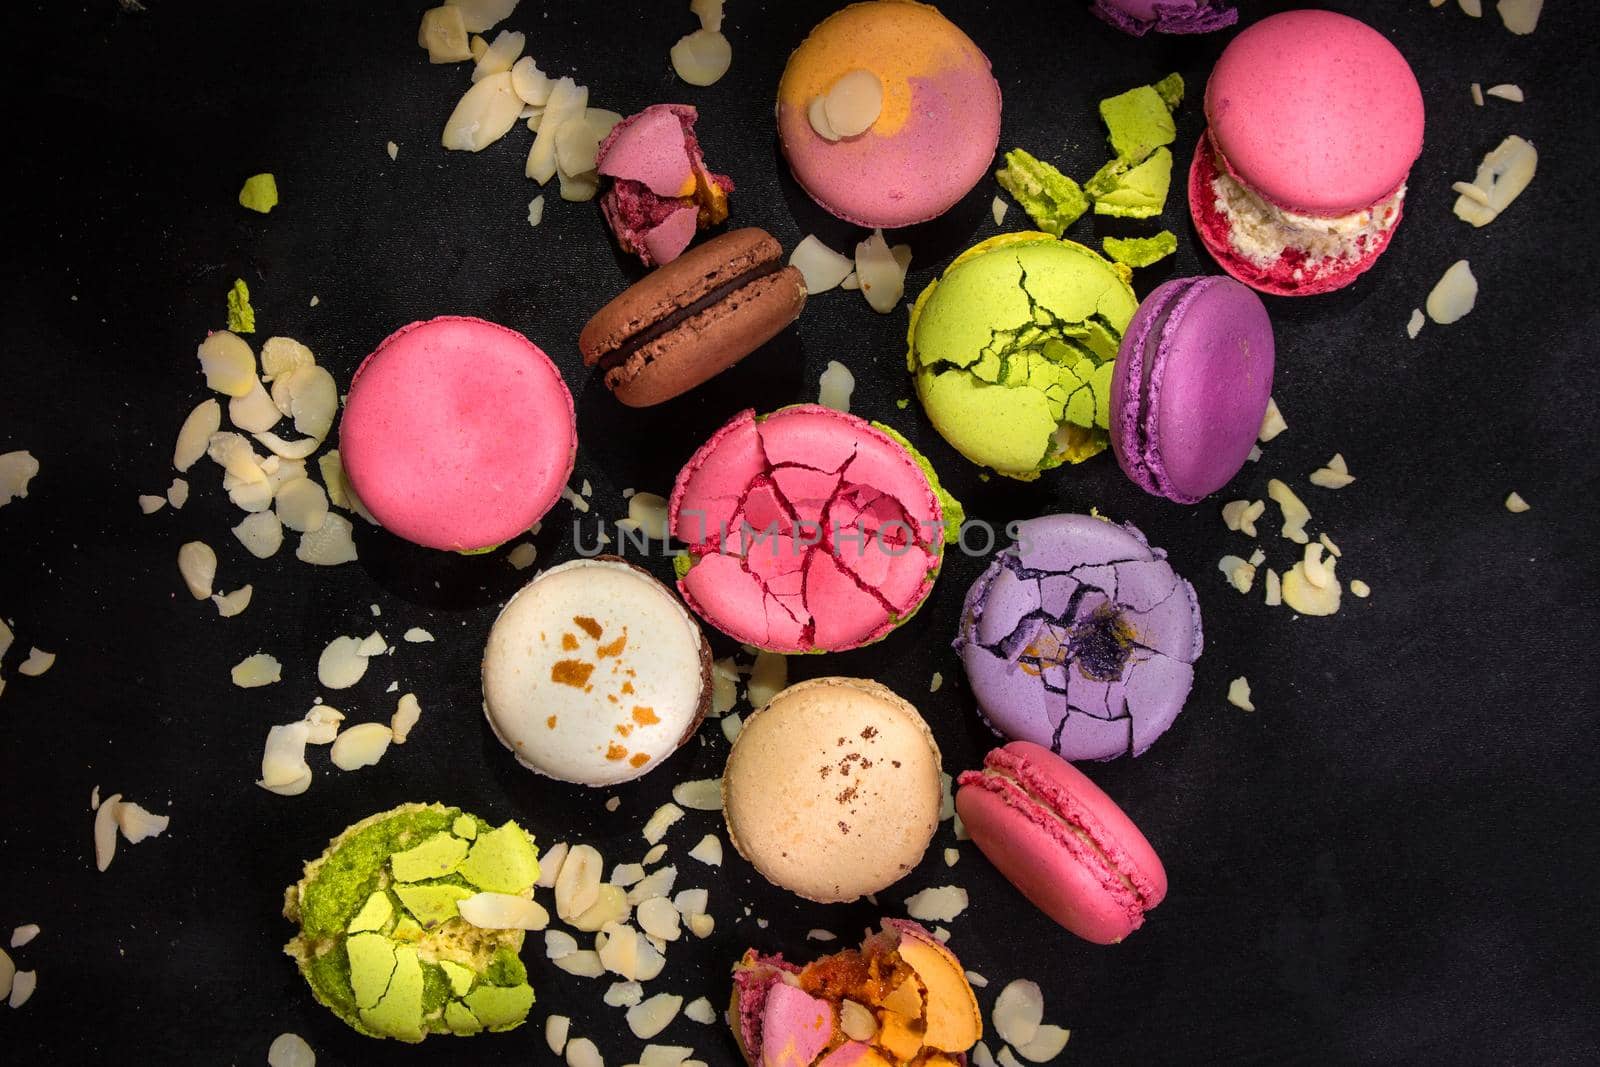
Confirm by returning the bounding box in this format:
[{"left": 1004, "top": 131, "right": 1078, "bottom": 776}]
[
  {"left": 1091, "top": 0, "right": 1238, "bottom": 36},
  {"left": 1110, "top": 276, "right": 1274, "bottom": 504},
  {"left": 955, "top": 514, "right": 1202, "bottom": 761}
]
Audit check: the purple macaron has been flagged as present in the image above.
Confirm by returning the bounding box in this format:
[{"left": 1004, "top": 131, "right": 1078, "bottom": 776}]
[
  {"left": 955, "top": 514, "right": 1202, "bottom": 762},
  {"left": 1091, "top": 0, "right": 1238, "bottom": 36},
  {"left": 1110, "top": 276, "right": 1274, "bottom": 505}
]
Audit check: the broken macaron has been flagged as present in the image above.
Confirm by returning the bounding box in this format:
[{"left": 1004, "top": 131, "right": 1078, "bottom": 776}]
[
  {"left": 958, "top": 742, "right": 1167, "bottom": 943},
  {"left": 282, "top": 803, "right": 541, "bottom": 1042},
  {"left": 597, "top": 103, "right": 734, "bottom": 267},
  {"left": 1091, "top": 0, "right": 1238, "bottom": 36},
  {"left": 955, "top": 513, "right": 1201, "bottom": 761},
  {"left": 730, "top": 919, "right": 983, "bottom": 1064},
  {"left": 669, "top": 405, "right": 962, "bottom": 653},
  {"left": 579, "top": 228, "right": 806, "bottom": 407},
  {"left": 482, "top": 557, "right": 712, "bottom": 787},
  {"left": 339, "top": 316, "right": 577, "bottom": 552}
]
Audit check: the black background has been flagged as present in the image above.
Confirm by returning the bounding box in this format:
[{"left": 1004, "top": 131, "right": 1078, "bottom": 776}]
[{"left": 2, "top": 1, "right": 1597, "bottom": 1064}]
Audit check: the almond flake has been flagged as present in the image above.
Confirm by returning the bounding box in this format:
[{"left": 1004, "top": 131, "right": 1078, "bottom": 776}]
[
  {"left": 174, "top": 400, "right": 222, "bottom": 471},
  {"left": 198, "top": 331, "right": 257, "bottom": 397},
  {"left": 671, "top": 779, "right": 721, "bottom": 812},
  {"left": 686, "top": 912, "right": 713, "bottom": 938},
  {"left": 317, "top": 636, "right": 369, "bottom": 689},
  {"left": 992, "top": 196, "right": 1009, "bottom": 226},
  {"left": 1455, "top": 135, "right": 1537, "bottom": 228},
  {"left": 508, "top": 542, "right": 538, "bottom": 569},
  {"left": 138, "top": 494, "right": 166, "bottom": 514},
  {"left": 824, "top": 69, "right": 882, "bottom": 137},
  {"left": 116, "top": 801, "right": 169, "bottom": 844},
  {"left": 546, "top": 1014, "right": 572, "bottom": 1054},
  {"left": 855, "top": 229, "right": 909, "bottom": 315},
  {"left": 966, "top": 970, "right": 989, "bottom": 988},
  {"left": 1426, "top": 260, "right": 1478, "bottom": 325},
  {"left": 747, "top": 651, "right": 787, "bottom": 708},
  {"left": 460, "top": 892, "right": 550, "bottom": 930},
  {"left": 233, "top": 511, "right": 284, "bottom": 559},
  {"left": 687, "top": 834, "right": 722, "bottom": 867},
  {"left": 1505, "top": 491, "right": 1530, "bottom": 513},
  {"left": 903, "top": 884, "right": 968, "bottom": 922},
  {"left": 627, "top": 865, "right": 678, "bottom": 905},
  {"left": 275, "top": 478, "right": 329, "bottom": 533},
  {"left": 1227, "top": 676, "right": 1254, "bottom": 712},
  {"left": 1258, "top": 396, "right": 1287, "bottom": 442},
  {"left": 1282, "top": 555, "right": 1342, "bottom": 616},
  {"left": 391, "top": 693, "right": 422, "bottom": 743},
  {"left": 720, "top": 712, "right": 743, "bottom": 744},
  {"left": 806, "top": 928, "right": 836, "bottom": 941},
  {"left": 545, "top": 929, "right": 579, "bottom": 960},
  {"left": 1015, "top": 1024, "right": 1072, "bottom": 1062},
  {"left": 672, "top": 888, "right": 708, "bottom": 917},
  {"left": 566, "top": 1037, "right": 604, "bottom": 1067},
  {"left": 555, "top": 844, "right": 603, "bottom": 920},
  {"left": 817, "top": 360, "right": 855, "bottom": 414},
  {"left": 8, "top": 969, "right": 36, "bottom": 1009},
  {"left": 537, "top": 842, "right": 570, "bottom": 889},
  {"left": 267, "top": 1033, "right": 316, "bottom": 1067},
  {"left": 605, "top": 980, "right": 645, "bottom": 1007},
  {"left": 177, "top": 541, "right": 217, "bottom": 599},
  {"left": 1267, "top": 479, "right": 1311, "bottom": 544},
  {"left": 840, "top": 998, "right": 878, "bottom": 1041},
  {"left": 1407, "top": 308, "right": 1426, "bottom": 339},
  {"left": 1264, "top": 568, "right": 1282, "bottom": 607},
  {"left": 945, "top": 848, "right": 960, "bottom": 867},
  {"left": 1496, "top": 0, "right": 1542, "bottom": 35},
  {"left": 683, "top": 997, "right": 716, "bottom": 1025},
  {"left": 610, "top": 863, "right": 646, "bottom": 887},
  {"left": 167, "top": 478, "right": 189, "bottom": 508},
  {"left": 232, "top": 653, "right": 282, "bottom": 688},
  {"left": 790, "top": 236, "right": 853, "bottom": 294},
  {"left": 93, "top": 793, "right": 123, "bottom": 871},
  {"left": 642, "top": 803, "right": 683, "bottom": 845},
  {"left": 296, "top": 513, "right": 359, "bottom": 565},
  {"left": 10, "top": 925, "right": 39, "bottom": 949},
  {"left": 303, "top": 705, "right": 344, "bottom": 745},
  {"left": 636, "top": 897, "right": 681, "bottom": 941},
  {"left": 17, "top": 647, "right": 55, "bottom": 677},
  {"left": 993, "top": 979, "right": 1044, "bottom": 1048},
  {"left": 627, "top": 993, "right": 683, "bottom": 1040},
  {"left": 1486, "top": 83, "right": 1523, "bottom": 102},
  {"left": 1350, "top": 580, "right": 1372, "bottom": 598},
  {"left": 329, "top": 722, "right": 393, "bottom": 771},
  {"left": 670, "top": 29, "right": 731, "bottom": 87}
]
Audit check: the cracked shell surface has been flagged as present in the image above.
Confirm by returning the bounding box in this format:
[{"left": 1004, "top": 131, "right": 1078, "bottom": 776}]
[
  {"left": 909, "top": 234, "right": 1138, "bottom": 480},
  {"left": 282, "top": 803, "right": 539, "bottom": 1042},
  {"left": 669, "top": 405, "right": 952, "bottom": 653},
  {"left": 956, "top": 514, "right": 1201, "bottom": 761}
]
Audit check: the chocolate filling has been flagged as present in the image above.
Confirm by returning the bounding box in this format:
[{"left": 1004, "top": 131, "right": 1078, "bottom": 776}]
[{"left": 595, "top": 256, "right": 784, "bottom": 375}]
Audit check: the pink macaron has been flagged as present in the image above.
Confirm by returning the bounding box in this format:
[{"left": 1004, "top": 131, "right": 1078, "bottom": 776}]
[
  {"left": 339, "top": 316, "right": 576, "bottom": 552},
  {"left": 1189, "top": 9, "right": 1424, "bottom": 296},
  {"left": 776, "top": 1, "right": 1002, "bottom": 229},
  {"left": 956, "top": 741, "right": 1167, "bottom": 944}
]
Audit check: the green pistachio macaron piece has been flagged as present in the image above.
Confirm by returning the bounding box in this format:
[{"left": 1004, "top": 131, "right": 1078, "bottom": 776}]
[
  {"left": 995, "top": 149, "right": 1089, "bottom": 237},
  {"left": 283, "top": 803, "right": 542, "bottom": 1043},
  {"left": 1103, "top": 231, "right": 1179, "bottom": 269},
  {"left": 907, "top": 233, "right": 1138, "bottom": 480},
  {"left": 1100, "top": 84, "right": 1177, "bottom": 162}
]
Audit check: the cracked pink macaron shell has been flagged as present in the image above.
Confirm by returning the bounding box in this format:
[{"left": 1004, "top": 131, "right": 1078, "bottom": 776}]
[
  {"left": 340, "top": 316, "right": 576, "bottom": 552},
  {"left": 597, "top": 105, "right": 695, "bottom": 197},
  {"left": 956, "top": 741, "right": 1167, "bottom": 944},
  {"left": 755, "top": 983, "right": 835, "bottom": 1067},
  {"left": 669, "top": 406, "right": 944, "bottom": 653},
  {"left": 776, "top": 2, "right": 1002, "bottom": 229},
  {"left": 1205, "top": 9, "right": 1423, "bottom": 216}
]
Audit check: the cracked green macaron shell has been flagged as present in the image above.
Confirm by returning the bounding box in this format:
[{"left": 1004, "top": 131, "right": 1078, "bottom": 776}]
[
  {"left": 908, "top": 233, "right": 1139, "bottom": 480},
  {"left": 283, "top": 803, "right": 540, "bottom": 1043}
]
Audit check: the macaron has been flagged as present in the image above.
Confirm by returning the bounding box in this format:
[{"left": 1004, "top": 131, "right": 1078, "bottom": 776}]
[
  {"left": 596, "top": 103, "right": 734, "bottom": 268},
  {"left": 907, "top": 233, "right": 1138, "bottom": 480},
  {"left": 282, "top": 803, "right": 540, "bottom": 1041},
  {"left": 956, "top": 742, "right": 1167, "bottom": 944},
  {"left": 339, "top": 316, "right": 576, "bottom": 552},
  {"left": 730, "top": 919, "right": 983, "bottom": 1065},
  {"left": 722, "top": 678, "right": 942, "bottom": 903},
  {"left": 579, "top": 228, "right": 806, "bottom": 407},
  {"left": 481, "top": 557, "right": 711, "bottom": 787},
  {"left": 1110, "top": 275, "right": 1274, "bottom": 503},
  {"left": 1091, "top": 0, "right": 1237, "bottom": 36},
  {"left": 777, "top": 1, "right": 1002, "bottom": 228},
  {"left": 955, "top": 514, "right": 1201, "bottom": 762},
  {"left": 1190, "top": 10, "right": 1425, "bottom": 296},
  {"left": 670, "top": 405, "right": 960, "bottom": 653}
]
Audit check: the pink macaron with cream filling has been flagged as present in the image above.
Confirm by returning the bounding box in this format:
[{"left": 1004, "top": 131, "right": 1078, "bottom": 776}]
[
  {"left": 340, "top": 316, "right": 576, "bottom": 552},
  {"left": 1189, "top": 9, "right": 1424, "bottom": 296},
  {"left": 956, "top": 741, "right": 1167, "bottom": 944}
]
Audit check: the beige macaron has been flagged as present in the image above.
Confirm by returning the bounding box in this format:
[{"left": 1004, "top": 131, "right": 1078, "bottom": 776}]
[{"left": 722, "top": 677, "right": 942, "bottom": 903}]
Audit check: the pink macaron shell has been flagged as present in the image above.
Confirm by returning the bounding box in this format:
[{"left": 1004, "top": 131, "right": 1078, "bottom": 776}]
[
  {"left": 1188, "top": 134, "right": 1398, "bottom": 297},
  {"left": 1204, "top": 9, "right": 1423, "bottom": 216},
  {"left": 778, "top": 69, "right": 1000, "bottom": 229},
  {"left": 641, "top": 204, "right": 699, "bottom": 266},
  {"left": 758, "top": 983, "right": 835, "bottom": 1067},
  {"left": 340, "top": 316, "right": 576, "bottom": 552},
  {"left": 956, "top": 741, "right": 1167, "bottom": 944},
  {"left": 596, "top": 106, "right": 695, "bottom": 197}
]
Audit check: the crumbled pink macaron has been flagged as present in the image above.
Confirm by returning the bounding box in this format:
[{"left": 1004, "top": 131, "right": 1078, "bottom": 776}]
[
  {"left": 597, "top": 104, "right": 733, "bottom": 267},
  {"left": 757, "top": 983, "right": 835, "bottom": 1066}
]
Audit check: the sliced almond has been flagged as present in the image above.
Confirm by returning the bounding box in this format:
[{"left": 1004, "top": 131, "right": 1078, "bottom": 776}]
[
  {"left": 115, "top": 801, "right": 169, "bottom": 844},
  {"left": 212, "top": 585, "right": 253, "bottom": 617},
  {"left": 627, "top": 993, "right": 683, "bottom": 1040},
  {"left": 329, "top": 722, "right": 393, "bottom": 771},
  {"left": 507, "top": 542, "right": 538, "bottom": 570},
  {"left": 260, "top": 337, "right": 315, "bottom": 382},
  {"left": 691, "top": 0, "right": 724, "bottom": 31},
  {"left": 8, "top": 969, "right": 36, "bottom": 1009},
  {"left": 198, "top": 331, "right": 257, "bottom": 397},
  {"left": 274, "top": 477, "right": 329, "bottom": 534},
  {"left": 627, "top": 865, "right": 678, "bottom": 905},
  {"left": 1283, "top": 555, "right": 1342, "bottom": 616},
  {"left": 670, "top": 779, "right": 721, "bottom": 812},
  {"left": 167, "top": 478, "right": 189, "bottom": 508},
  {"left": 1455, "top": 135, "right": 1537, "bottom": 227},
  {"left": 1496, "top": 0, "right": 1542, "bottom": 34},
  {"left": 259, "top": 722, "right": 312, "bottom": 789},
  {"left": 570, "top": 884, "right": 630, "bottom": 932},
  {"left": 636, "top": 897, "right": 682, "bottom": 941},
  {"left": 687, "top": 834, "right": 722, "bottom": 867},
  {"left": 565, "top": 1037, "right": 604, "bottom": 1067},
  {"left": 817, "top": 360, "right": 855, "bottom": 414},
  {"left": 1407, "top": 308, "right": 1426, "bottom": 339},
  {"left": 471, "top": 28, "right": 524, "bottom": 81},
  {"left": 303, "top": 705, "right": 344, "bottom": 745},
  {"left": 686, "top": 912, "right": 713, "bottom": 938},
  {"left": 855, "top": 228, "right": 907, "bottom": 314},
  {"left": 1267, "top": 479, "right": 1311, "bottom": 544},
  {"left": 1227, "top": 676, "right": 1255, "bottom": 712},
  {"left": 840, "top": 998, "right": 878, "bottom": 1041},
  {"left": 1015, "top": 1024, "right": 1072, "bottom": 1062},
  {"left": 526, "top": 77, "right": 587, "bottom": 184},
  {"left": 670, "top": 29, "right": 732, "bottom": 87},
  {"left": 790, "top": 235, "right": 853, "bottom": 294},
  {"left": 419, "top": 5, "right": 472, "bottom": 63},
  {"left": 555, "top": 843, "right": 603, "bottom": 921},
  {"left": 536, "top": 842, "right": 569, "bottom": 889},
  {"left": 94, "top": 793, "right": 123, "bottom": 871},
  {"left": 720, "top": 712, "right": 743, "bottom": 744},
  {"left": 460, "top": 892, "right": 550, "bottom": 930},
  {"left": 229, "top": 379, "right": 282, "bottom": 434},
  {"left": 642, "top": 803, "right": 684, "bottom": 845},
  {"left": 683, "top": 996, "right": 717, "bottom": 1025},
  {"left": 554, "top": 949, "right": 605, "bottom": 978},
  {"left": 510, "top": 56, "right": 553, "bottom": 105},
  {"left": 992, "top": 197, "right": 1009, "bottom": 226},
  {"left": 391, "top": 693, "right": 422, "bottom": 743},
  {"left": 267, "top": 1033, "right": 316, "bottom": 1067},
  {"left": 443, "top": 70, "right": 524, "bottom": 152},
  {"left": 1426, "top": 260, "right": 1478, "bottom": 325},
  {"left": 173, "top": 399, "right": 222, "bottom": 471},
  {"left": 138, "top": 494, "right": 166, "bottom": 514},
  {"left": 232, "top": 652, "right": 282, "bottom": 688},
  {"left": 747, "top": 651, "right": 787, "bottom": 708},
  {"left": 10, "top": 925, "right": 40, "bottom": 949},
  {"left": 317, "top": 636, "right": 369, "bottom": 690},
  {"left": 545, "top": 929, "right": 579, "bottom": 960},
  {"left": 233, "top": 511, "right": 284, "bottom": 559},
  {"left": 807, "top": 94, "right": 841, "bottom": 141},
  {"left": 297, "top": 513, "right": 359, "bottom": 565},
  {"left": 824, "top": 69, "right": 883, "bottom": 138},
  {"left": 903, "top": 884, "right": 969, "bottom": 922},
  {"left": 177, "top": 541, "right": 217, "bottom": 600},
  {"left": 604, "top": 980, "right": 644, "bottom": 1008},
  {"left": 1505, "top": 491, "right": 1531, "bottom": 513},
  {"left": 672, "top": 888, "right": 708, "bottom": 917},
  {"left": 1486, "top": 83, "right": 1524, "bottom": 102},
  {"left": 710, "top": 658, "right": 738, "bottom": 715},
  {"left": 1258, "top": 396, "right": 1288, "bottom": 442},
  {"left": 993, "top": 979, "right": 1045, "bottom": 1049},
  {"left": 253, "top": 432, "right": 321, "bottom": 461}
]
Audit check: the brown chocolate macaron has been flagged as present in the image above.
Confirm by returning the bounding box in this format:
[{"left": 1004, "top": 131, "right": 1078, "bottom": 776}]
[{"left": 579, "top": 228, "right": 806, "bottom": 407}]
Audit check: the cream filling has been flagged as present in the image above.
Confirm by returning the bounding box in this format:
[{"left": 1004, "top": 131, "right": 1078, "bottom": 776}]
[{"left": 1212, "top": 169, "right": 1405, "bottom": 269}]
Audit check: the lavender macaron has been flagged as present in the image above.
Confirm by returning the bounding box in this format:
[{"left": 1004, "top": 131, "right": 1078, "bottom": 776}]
[
  {"left": 1091, "top": 0, "right": 1238, "bottom": 36},
  {"left": 955, "top": 514, "right": 1201, "bottom": 762},
  {"left": 1110, "top": 276, "right": 1274, "bottom": 504}
]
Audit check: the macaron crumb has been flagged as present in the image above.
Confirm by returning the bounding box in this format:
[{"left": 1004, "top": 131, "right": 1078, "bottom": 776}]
[
  {"left": 1407, "top": 309, "right": 1425, "bottom": 339},
  {"left": 1505, "top": 491, "right": 1531, "bottom": 513},
  {"left": 1258, "top": 397, "right": 1288, "bottom": 442},
  {"left": 1226, "top": 676, "right": 1255, "bottom": 712},
  {"left": 605, "top": 797, "right": 621, "bottom": 813},
  {"left": 1351, "top": 580, "right": 1372, "bottom": 599}
]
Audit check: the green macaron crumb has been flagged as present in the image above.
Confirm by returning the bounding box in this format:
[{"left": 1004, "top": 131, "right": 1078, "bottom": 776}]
[
  {"left": 895, "top": 398, "right": 909, "bottom": 409},
  {"left": 283, "top": 803, "right": 541, "bottom": 1043},
  {"left": 994, "top": 148, "right": 1089, "bottom": 237},
  {"left": 238, "top": 172, "right": 279, "bottom": 213},
  {"left": 907, "top": 234, "right": 1137, "bottom": 480},
  {"left": 1153, "top": 73, "right": 1185, "bottom": 112},
  {"left": 1100, "top": 84, "right": 1177, "bottom": 163},
  {"left": 1086, "top": 148, "right": 1173, "bottom": 219},
  {"left": 1103, "top": 231, "right": 1178, "bottom": 269},
  {"left": 870, "top": 422, "right": 965, "bottom": 546},
  {"left": 226, "top": 278, "right": 256, "bottom": 334}
]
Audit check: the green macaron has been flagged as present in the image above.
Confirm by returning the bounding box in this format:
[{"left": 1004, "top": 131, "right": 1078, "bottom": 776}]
[
  {"left": 282, "top": 803, "right": 540, "bottom": 1043},
  {"left": 907, "top": 233, "right": 1138, "bottom": 480}
]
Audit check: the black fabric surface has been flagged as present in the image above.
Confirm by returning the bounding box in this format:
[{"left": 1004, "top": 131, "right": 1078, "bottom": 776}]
[{"left": 3, "top": 1, "right": 1597, "bottom": 1063}]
